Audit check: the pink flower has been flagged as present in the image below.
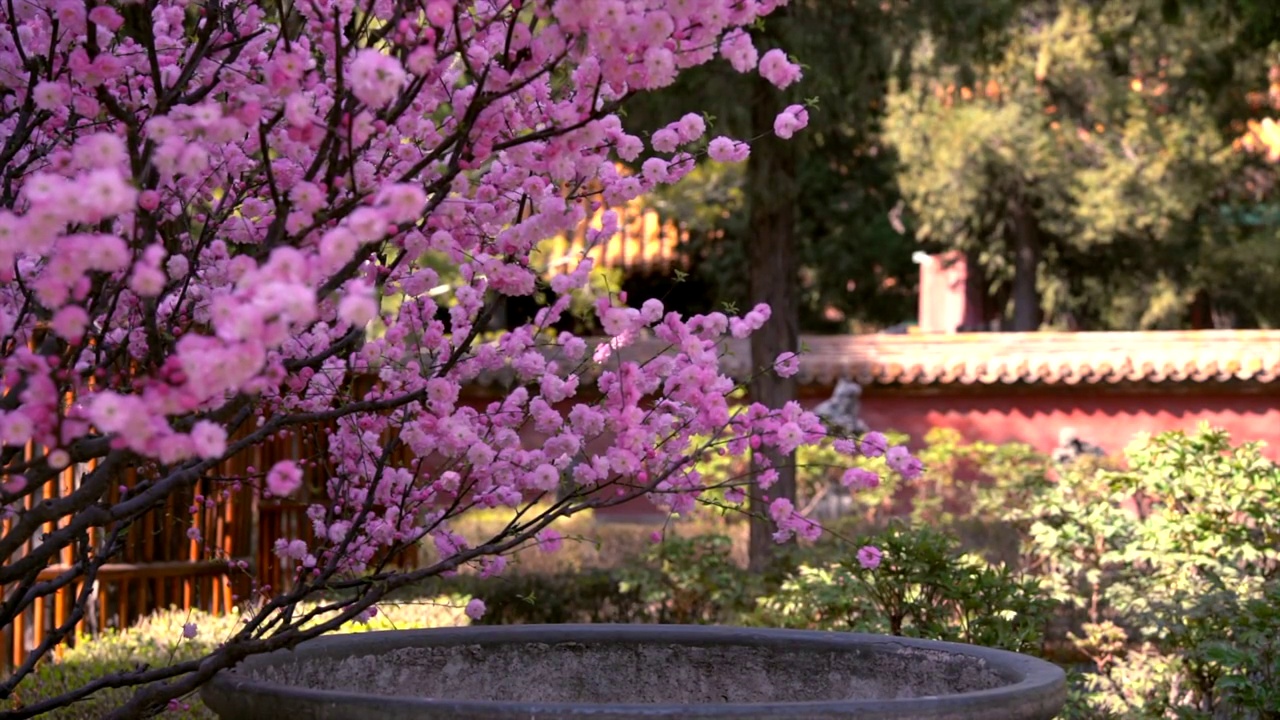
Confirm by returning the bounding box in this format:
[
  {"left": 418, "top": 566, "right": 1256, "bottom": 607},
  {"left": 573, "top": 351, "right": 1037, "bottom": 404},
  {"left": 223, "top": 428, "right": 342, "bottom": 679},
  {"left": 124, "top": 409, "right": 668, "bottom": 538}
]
[
  {"left": 707, "top": 137, "right": 749, "bottom": 163},
  {"left": 129, "top": 265, "right": 165, "bottom": 297},
  {"left": 774, "top": 351, "right": 800, "bottom": 378},
  {"left": 348, "top": 50, "right": 407, "bottom": 110},
  {"left": 2, "top": 475, "right": 28, "bottom": 496},
  {"left": 615, "top": 134, "right": 644, "bottom": 161},
  {"left": 857, "top": 546, "right": 883, "bottom": 569},
  {"left": 425, "top": 0, "right": 453, "bottom": 27},
  {"left": 182, "top": 622, "right": 198, "bottom": 639},
  {"left": 0, "top": 409, "right": 33, "bottom": 443},
  {"left": 642, "top": 47, "right": 677, "bottom": 89},
  {"left": 47, "top": 449, "right": 71, "bottom": 470},
  {"left": 479, "top": 555, "right": 508, "bottom": 578},
  {"left": 775, "top": 422, "right": 805, "bottom": 453},
  {"left": 860, "top": 432, "right": 888, "bottom": 458},
  {"left": 50, "top": 305, "right": 89, "bottom": 342},
  {"left": 320, "top": 227, "right": 360, "bottom": 270},
  {"left": 675, "top": 114, "right": 706, "bottom": 143},
  {"left": 31, "top": 81, "right": 69, "bottom": 111},
  {"left": 640, "top": 298, "right": 665, "bottom": 323},
  {"left": 720, "top": 30, "right": 759, "bottom": 73},
  {"left": 190, "top": 421, "right": 228, "bottom": 460},
  {"left": 84, "top": 168, "right": 138, "bottom": 218},
  {"left": 377, "top": 183, "right": 427, "bottom": 223},
  {"left": 338, "top": 291, "right": 378, "bottom": 327},
  {"left": 87, "top": 6, "right": 124, "bottom": 31},
  {"left": 75, "top": 133, "right": 128, "bottom": 169},
  {"left": 651, "top": 127, "right": 680, "bottom": 153},
  {"left": 841, "top": 467, "right": 880, "bottom": 490},
  {"left": 535, "top": 528, "right": 563, "bottom": 553},
  {"left": 529, "top": 463, "right": 561, "bottom": 492},
  {"left": 464, "top": 598, "right": 486, "bottom": 620},
  {"left": 266, "top": 460, "right": 303, "bottom": 497},
  {"left": 773, "top": 104, "right": 810, "bottom": 139},
  {"left": 641, "top": 157, "right": 670, "bottom": 183},
  {"left": 770, "top": 497, "right": 822, "bottom": 543},
  {"left": 886, "top": 445, "right": 924, "bottom": 480},
  {"left": 165, "top": 255, "right": 190, "bottom": 280},
  {"left": 758, "top": 49, "right": 802, "bottom": 89},
  {"left": 769, "top": 497, "right": 795, "bottom": 523}
]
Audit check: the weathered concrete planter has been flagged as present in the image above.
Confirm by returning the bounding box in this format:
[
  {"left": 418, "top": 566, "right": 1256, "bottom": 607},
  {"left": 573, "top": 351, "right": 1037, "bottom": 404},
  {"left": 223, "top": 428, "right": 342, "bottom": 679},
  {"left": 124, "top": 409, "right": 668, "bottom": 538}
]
[{"left": 201, "top": 624, "right": 1066, "bottom": 719}]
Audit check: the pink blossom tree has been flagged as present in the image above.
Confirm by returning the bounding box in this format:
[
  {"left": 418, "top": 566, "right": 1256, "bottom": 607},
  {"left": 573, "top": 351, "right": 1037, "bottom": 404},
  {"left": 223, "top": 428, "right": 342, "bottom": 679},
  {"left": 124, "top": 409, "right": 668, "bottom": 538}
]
[{"left": 0, "top": 0, "right": 915, "bottom": 716}]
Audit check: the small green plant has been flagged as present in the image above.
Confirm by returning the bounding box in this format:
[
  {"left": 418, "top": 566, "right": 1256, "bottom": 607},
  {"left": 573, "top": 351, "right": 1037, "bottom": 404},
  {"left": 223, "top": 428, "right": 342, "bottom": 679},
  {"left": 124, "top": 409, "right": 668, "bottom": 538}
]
[
  {"left": 1013, "top": 454, "right": 1138, "bottom": 624},
  {"left": 1200, "top": 583, "right": 1280, "bottom": 718},
  {"left": 753, "top": 523, "right": 1053, "bottom": 654},
  {"left": 618, "top": 534, "right": 759, "bottom": 624},
  {"left": 457, "top": 569, "right": 656, "bottom": 625}
]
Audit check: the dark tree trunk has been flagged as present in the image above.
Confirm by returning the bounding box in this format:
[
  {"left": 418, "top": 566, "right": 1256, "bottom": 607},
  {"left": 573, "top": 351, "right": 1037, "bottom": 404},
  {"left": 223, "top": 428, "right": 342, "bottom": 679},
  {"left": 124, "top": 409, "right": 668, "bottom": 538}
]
[
  {"left": 963, "top": 248, "right": 988, "bottom": 331},
  {"left": 1008, "top": 196, "right": 1041, "bottom": 332},
  {"left": 746, "top": 61, "right": 799, "bottom": 573},
  {"left": 1190, "top": 289, "right": 1212, "bottom": 329}
]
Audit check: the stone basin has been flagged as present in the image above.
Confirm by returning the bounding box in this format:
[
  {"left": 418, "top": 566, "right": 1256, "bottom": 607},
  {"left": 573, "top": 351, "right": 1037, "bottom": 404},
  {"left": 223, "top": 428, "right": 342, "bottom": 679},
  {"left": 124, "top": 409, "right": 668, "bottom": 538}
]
[{"left": 200, "top": 624, "right": 1066, "bottom": 719}]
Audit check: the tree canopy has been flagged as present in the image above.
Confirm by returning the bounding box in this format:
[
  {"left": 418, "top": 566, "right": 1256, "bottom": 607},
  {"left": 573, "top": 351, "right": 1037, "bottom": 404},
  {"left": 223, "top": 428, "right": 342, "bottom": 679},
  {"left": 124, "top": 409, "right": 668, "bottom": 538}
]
[
  {"left": 622, "top": 0, "right": 1280, "bottom": 331},
  {"left": 886, "top": 0, "right": 1280, "bottom": 329}
]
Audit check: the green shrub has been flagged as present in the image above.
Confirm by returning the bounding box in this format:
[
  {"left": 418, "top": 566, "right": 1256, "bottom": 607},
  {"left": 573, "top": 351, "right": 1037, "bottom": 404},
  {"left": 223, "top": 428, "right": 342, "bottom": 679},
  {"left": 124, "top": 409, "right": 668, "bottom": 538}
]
[
  {"left": 1200, "top": 583, "right": 1280, "bottom": 718},
  {"left": 1068, "top": 584, "right": 1280, "bottom": 720},
  {"left": 1017, "top": 426, "right": 1280, "bottom": 718},
  {"left": 616, "top": 534, "right": 760, "bottom": 624},
  {"left": 447, "top": 534, "right": 758, "bottom": 626},
  {"left": 454, "top": 569, "right": 657, "bottom": 625},
  {"left": 430, "top": 503, "right": 750, "bottom": 574},
  {"left": 752, "top": 522, "right": 1054, "bottom": 654}
]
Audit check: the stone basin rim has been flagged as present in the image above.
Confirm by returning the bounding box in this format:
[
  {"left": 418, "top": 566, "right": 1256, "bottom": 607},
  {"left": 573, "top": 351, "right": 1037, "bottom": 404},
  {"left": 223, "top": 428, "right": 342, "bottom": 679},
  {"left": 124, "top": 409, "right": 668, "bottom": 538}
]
[{"left": 202, "top": 624, "right": 1067, "bottom": 718}]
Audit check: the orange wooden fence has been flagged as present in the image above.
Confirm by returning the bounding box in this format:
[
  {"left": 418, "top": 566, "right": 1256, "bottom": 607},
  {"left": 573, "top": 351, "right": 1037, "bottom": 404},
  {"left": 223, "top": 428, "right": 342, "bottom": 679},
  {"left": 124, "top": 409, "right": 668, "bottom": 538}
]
[
  {"left": 543, "top": 194, "right": 686, "bottom": 273},
  {"left": 0, "top": 418, "right": 420, "bottom": 673},
  {"left": 2, "top": 456, "right": 251, "bottom": 672}
]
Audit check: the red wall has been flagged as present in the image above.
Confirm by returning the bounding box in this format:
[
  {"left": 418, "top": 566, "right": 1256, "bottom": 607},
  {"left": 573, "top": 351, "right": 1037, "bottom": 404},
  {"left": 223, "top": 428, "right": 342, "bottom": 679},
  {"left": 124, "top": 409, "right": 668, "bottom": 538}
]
[{"left": 834, "top": 387, "right": 1280, "bottom": 460}]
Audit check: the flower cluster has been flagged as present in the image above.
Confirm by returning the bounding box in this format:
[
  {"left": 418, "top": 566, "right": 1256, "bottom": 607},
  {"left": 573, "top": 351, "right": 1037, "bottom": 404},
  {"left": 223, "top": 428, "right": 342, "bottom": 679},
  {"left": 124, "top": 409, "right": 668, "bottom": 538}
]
[{"left": 0, "top": 1, "right": 917, "bottom": 709}]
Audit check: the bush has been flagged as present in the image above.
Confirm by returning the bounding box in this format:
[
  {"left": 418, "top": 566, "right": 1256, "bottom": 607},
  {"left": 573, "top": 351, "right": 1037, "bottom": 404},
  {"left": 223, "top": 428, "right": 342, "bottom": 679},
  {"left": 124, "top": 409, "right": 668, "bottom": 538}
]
[
  {"left": 425, "top": 427, "right": 1280, "bottom": 718},
  {"left": 752, "top": 522, "right": 1054, "bottom": 654},
  {"left": 440, "top": 534, "right": 758, "bottom": 626},
  {"left": 1016, "top": 426, "right": 1280, "bottom": 718},
  {"left": 452, "top": 570, "right": 657, "bottom": 625},
  {"left": 616, "top": 534, "right": 760, "bottom": 624},
  {"left": 1067, "top": 583, "right": 1280, "bottom": 719},
  {"left": 749, "top": 428, "right": 1052, "bottom": 567},
  {"left": 430, "top": 504, "right": 750, "bottom": 575}
]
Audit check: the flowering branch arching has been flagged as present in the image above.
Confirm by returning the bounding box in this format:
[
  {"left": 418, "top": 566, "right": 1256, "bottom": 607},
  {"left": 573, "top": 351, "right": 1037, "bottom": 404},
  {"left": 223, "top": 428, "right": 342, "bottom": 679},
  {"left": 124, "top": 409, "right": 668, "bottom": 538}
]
[{"left": 0, "top": 0, "right": 911, "bottom": 716}]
